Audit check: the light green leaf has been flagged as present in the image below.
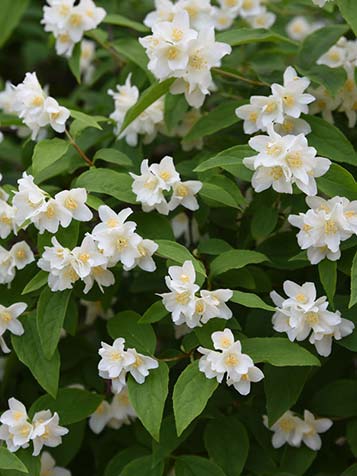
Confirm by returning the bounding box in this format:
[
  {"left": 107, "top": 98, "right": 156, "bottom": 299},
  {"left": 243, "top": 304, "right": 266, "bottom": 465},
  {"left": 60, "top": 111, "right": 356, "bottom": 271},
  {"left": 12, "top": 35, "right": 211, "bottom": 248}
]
[
  {"left": 127, "top": 362, "right": 169, "bottom": 441},
  {"left": 68, "top": 42, "right": 81, "bottom": 83},
  {"left": 350, "top": 251, "right": 357, "bottom": 308},
  {"left": 318, "top": 259, "right": 337, "bottom": 305},
  {"left": 12, "top": 313, "right": 60, "bottom": 397},
  {"left": 299, "top": 25, "right": 349, "bottom": 70},
  {"left": 231, "top": 290, "right": 275, "bottom": 311},
  {"left": 164, "top": 94, "right": 188, "bottom": 132},
  {"left": 337, "top": 0, "right": 357, "bottom": 36},
  {"left": 103, "top": 14, "right": 150, "bottom": 33},
  {"left": 297, "top": 65, "right": 346, "bottom": 97},
  {"left": 210, "top": 249, "right": 268, "bottom": 277},
  {"left": 175, "top": 456, "right": 226, "bottom": 476},
  {"left": 173, "top": 361, "right": 218, "bottom": 437},
  {"left": 112, "top": 38, "right": 152, "bottom": 78},
  {"left": 139, "top": 301, "right": 169, "bottom": 324},
  {"left": 0, "top": 0, "right": 29, "bottom": 47},
  {"left": 93, "top": 148, "right": 132, "bottom": 167},
  {"left": 204, "top": 416, "right": 249, "bottom": 476},
  {"left": 69, "top": 110, "right": 107, "bottom": 137},
  {"left": 75, "top": 168, "right": 137, "bottom": 204},
  {"left": 242, "top": 338, "right": 321, "bottom": 367},
  {"left": 317, "top": 163, "right": 357, "bottom": 200},
  {"left": 199, "top": 182, "right": 240, "bottom": 209},
  {"left": 107, "top": 310, "right": 157, "bottom": 354},
  {"left": 185, "top": 101, "right": 242, "bottom": 142},
  {"left": 29, "top": 388, "right": 103, "bottom": 425},
  {"left": 0, "top": 449, "right": 40, "bottom": 476},
  {"left": 32, "top": 138, "right": 70, "bottom": 177},
  {"left": 264, "top": 365, "right": 312, "bottom": 425},
  {"left": 305, "top": 115, "right": 357, "bottom": 166},
  {"left": 155, "top": 239, "right": 207, "bottom": 280},
  {"left": 21, "top": 271, "right": 48, "bottom": 295},
  {"left": 0, "top": 448, "right": 28, "bottom": 473},
  {"left": 121, "top": 78, "right": 175, "bottom": 132},
  {"left": 37, "top": 288, "right": 72, "bottom": 359},
  {"left": 217, "top": 28, "right": 297, "bottom": 46}
]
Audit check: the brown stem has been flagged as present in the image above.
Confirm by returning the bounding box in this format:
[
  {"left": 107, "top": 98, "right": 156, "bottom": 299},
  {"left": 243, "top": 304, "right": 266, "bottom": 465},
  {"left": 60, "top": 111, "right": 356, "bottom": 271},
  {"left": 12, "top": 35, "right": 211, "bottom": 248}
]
[
  {"left": 213, "top": 68, "right": 269, "bottom": 87},
  {"left": 159, "top": 353, "right": 192, "bottom": 363},
  {"left": 65, "top": 128, "right": 93, "bottom": 167}
]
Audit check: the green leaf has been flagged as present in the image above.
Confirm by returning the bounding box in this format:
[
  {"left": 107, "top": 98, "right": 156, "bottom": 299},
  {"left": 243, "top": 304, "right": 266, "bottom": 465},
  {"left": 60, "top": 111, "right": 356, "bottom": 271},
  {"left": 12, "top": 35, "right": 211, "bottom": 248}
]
[
  {"left": 75, "top": 168, "right": 137, "bottom": 204},
  {"left": 242, "top": 338, "right": 321, "bottom": 367},
  {"left": 347, "top": 419, "right": 357, "bottom": 457},
  {"left": 173, "top": 361, "right": 218, "bottom": 437},
  {"left": 29, "top": 388, "right": 103, "bottom": 425},
  {"left": 164, "top": 94, "right": 188, "bottom": 132},
  {"left": 127, "top": 362, "right": 169, "bottom": 441},
  {"left": 204, "top": 416, "right": 249, "bottom": 476},
  {"left": 231, "top": 290, "right": 275, "bottom": 311},
  {"left": 32, "top": 138, "right": 70, "bottom": 177},
  {"left": 199, "top": 182, "right": 240, "bottom": 209},
  {"left": 121, "top": 456, "right": 164, "bottom": 476},
  {"left": 12, "top": 313, "right": 60, "bottom": 397},
  {"left": 0, "top": 0, "right": 29, "bottom": 47},
  {"left": 297, "top": 65, "right": 346, "bottom": 97},
  {"left": 51, "top": 420, "right": 85, "bottom": 466},
  {"left": 310, "top": 379, "right": 357, "bottom": 417},
  {"left": 317, "top": 163, "right": 357, "bottom": 200},
  {"left": 342, "top": 464, "right": 357, "bottom": 476},
  {"left": 217, "top": 28, "right": 296, "bottom": 47},
  {"left": 251, "top": 206, "right": 278, "bottom": 240},
  {"left": 104, "top": 447, "right": 149, "bottom": 476},
  {"left": 280, "top": 446, "right": 316, "bottom": 476},
  {"left": 93, "top": 148, "right": 132, "bottom": 167},
  {"left": 0, "top": 450, "right": 40, "bottom": 476},
  {"left": 69, "top": 110, "right": 107, "bottom": 136},
  {"left": 198, "top": 239, "right": 233, "bottom": 256},
  {"left": 112, "top": 38, "right": 152, "bottom": 78},
  {"left": 121, "top": 78, "right": 175, "bottom": 132},
  {"left": 21, "top": 271, "right": 48, "bottom": 295},
  {"left": 185, "top": 101, "right": 242, "bottom": 142},
  {"left": 37, "top": 288, "right": 72, "bottom": 359},
  {"left": 175, "top": 456, "right": 226, "bottom": 476},
  {"left": 155, "top": 239, "right": 207, "bottom": 280},
  {"left": 68, "top": 42, "right": 81, "bottom": 83},
  {"left": 264, "top": 365, "right": 311, "bottom": 425},
  {"left": 350, "top": 251, "right": 357, "bottom": 308},
  {"left": 298, "top": 25, "right": 349, "bottom": 70},
  {"left": 318, "top": 259, "right": 337, "bottom": 305},
  {"left": 337, "top": 0, "right": 357, "bottom": 36},
  {"left": 133, "top": 212, "right": 174, "bottom": 240},
  {"left": 304, "top": 115, "right": 357, "bottom": 166},
  {"left": 139, "top": 301, "right": 169, "bottom": 324},
  {"left": 210, "top": 249, "right": 268, "bottom": 277},
  {"left": 103, "top": 13, "right": 150, "bottom": 33},
  {"left": 0, "top": 448, "right": 28, "bottom": 473},
  {"left": 107, "top": 310, "right": 157, "bottom": 354}
]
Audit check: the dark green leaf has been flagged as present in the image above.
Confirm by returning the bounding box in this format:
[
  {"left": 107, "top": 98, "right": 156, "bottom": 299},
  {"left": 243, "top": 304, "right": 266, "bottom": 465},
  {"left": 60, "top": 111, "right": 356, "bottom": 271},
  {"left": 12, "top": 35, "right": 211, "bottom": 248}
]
[
  {"left": 21, "top": 271, "right": 48, "bottom": 295},
  {"left": 93, "top": 148, "right": 132, "bottom": 167},
  {"left": 210, "top": 249, "right": 268, "bottom": 277},
  {"left": 175, "top": 456, "right": 226, "bottom": 476},
  {"left": 0, "top": 0, "right": 29, "bottom": 47},
  {"left": 217, "top": 28, "right": 297, "bottom": 47},
  {"left": 231, "top": 291, "right": 275, "bottom": 311},
  {"left": 350, "top": 251, "right": 357, "bottom": 308},
  {"left": 140, "top": 301, "right": 169, "bottom": 324},
  {"left": 317, "top": 163, "right": 357, "bottom": 200},
  {"left": 310, "top": 379, "right": 357, "bottom": 417},
  {"left": 318, "top": 259, "right": 337, "bottom": 305}
]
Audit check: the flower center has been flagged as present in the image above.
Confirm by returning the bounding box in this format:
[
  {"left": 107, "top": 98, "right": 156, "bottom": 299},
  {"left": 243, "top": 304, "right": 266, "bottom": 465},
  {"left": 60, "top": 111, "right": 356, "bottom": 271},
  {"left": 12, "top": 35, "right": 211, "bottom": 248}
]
[
  {"left": 295, "top": 293, "right": 307, "bottom": 304},
  {"left": 110, "top": 351, "right": 122, "bottom": 362},
  {"left": 172, "top": 28, "right": 184, "bottom": 41},
  {"left": 65, "top": 197, "right": 78, "bottom": 210},
  {"left": 305, "top": 311, "right": 319, "bottom": 325},
  {"left": 224, "top": 353, "right": 239, "bottom": 367},
  {"left": 176, "top": 185, "right": 189, "bottom": 197},
  {"left": 16, "top": 249, "right": 26, "bottom": 259},
  {"left": 79, "top": 253, "right": 90, "bottom": 263},
  {"left": 283, "top": 95, "right": 295, "bottom": 107},
  {"left": 195, "top": 301, "right": 204, "bottom": 314},
  {"left": 267, "top": 144, "right": 283, "bottom": 156},
  {"left": 279, "top": 418, "right": 295, "bottom": 432},
  {"left": 116, "top": 237, "right": 128, "bottom": 250},
  {"left": 70, "top": 13, "right": 82, "bottom": 26},
  {"left": 0, "top": 214, "right": 11, "bottom": 224},
  {"left": 265, "top": 102, "right": 277, "bottom": 113},
  {"left": 270, "top": 166, "right": 284, "bottom": 180},
  {"left": 32, "top": 96, "right": 44, "bottom": 107},
  {"left": 286, "top": 151, "right": 303, "bottom": 168},
  {"left": 175, "top": 291, "right": 191, "bottom": 305},
  {"left": 107, "top": 218, "right": 118, "bottom": 228},
  {"left": 167, "top": 46, "right": 179, "bottom": 60},
  {"left": 1, "top": 311, "right": 12, "bottom": 323},
  {"left": 45, "top": 205, "right": 55, "bottom": 218},
  {"left": 324, "top": 219, "right": 338, "bottom": 235},
  {"left": 189, "top": 53, "right": 207, "bottom": 70}
]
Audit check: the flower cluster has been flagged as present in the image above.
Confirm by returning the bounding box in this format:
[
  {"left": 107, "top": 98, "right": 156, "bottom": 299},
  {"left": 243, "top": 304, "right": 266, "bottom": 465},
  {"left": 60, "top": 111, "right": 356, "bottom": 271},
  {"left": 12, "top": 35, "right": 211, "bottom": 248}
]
[
  {"left": 271, "top": 280, "right": 354, "bottom": 356},
  {"left": 140, "top": 9, "right": 231, "bottom": 107},
  {"left": 159, "top": 261, "right": 233, "bottom": 328},
  {"left": 286, "top": 16, "right": 323, "bottom": 41},
  {"left": 11, "top": 73, "right": 70, "bottom": 140},
  {"left": 243, "top": 125, "right": 330, "bottom": 196},
  {"left": 108, "top": 75, "right": 164, "bottom": 147},
  {"left": 89, "top": 386, "right": 136, "bottom": 434},
  {"left": 40, "top": 452, "right": 71, "bottom": 476},
  {"left": 236, "top": 67, "right": 314, "bottom": 136},
  {"left": 98, "top": 338, "right": 159, "bottom": 394},
  {"left": 42, "top": 0, "right": 106, "bottom": 57},
  {"left": 289, "top": 196, "right": 357, "bottom": 264},
  {"left": 0, "top": 303, "right": 27, "bottom": 354},
  {"left": 131, "top": 156, "right": 202, "bottom": 215},
  {"left": 0, "top": 242, "right": 35, "bottom": 285},
  {"left": 38, "top": 206, "right": 158, "bottom": 293},
  {"left": 311, "top": 37, "right": 357, "bottom": 127},
  {"left": 0, "top": 398, "right": 68, "bottom": 456},
  {"left": 264, "top": 410, "right": 333, "bottom": 451},
  {"left": 3, "top": 173, "right": 93, "bottom": 236},
  {"left": 198, "top": 329, "right": 264, "bottom": 395}
]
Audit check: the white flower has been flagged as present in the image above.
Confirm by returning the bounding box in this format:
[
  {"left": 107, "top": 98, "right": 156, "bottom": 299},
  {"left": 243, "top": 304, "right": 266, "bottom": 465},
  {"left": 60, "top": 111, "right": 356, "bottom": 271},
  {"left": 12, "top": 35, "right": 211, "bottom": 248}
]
[
  {"left": 144, "top": 0, "right": 177, "bottom": 28},
  {"left": 0, "top": 303, "right": 27, "bottom": 353},
  {"left": 0, "top": 398, "right": 28, "bottom": 428},
  {"left": 13, "top": 172, "right": 47, "bottom": 226},
  {"left": 150, "top": 155, "right": 181, "bottom": 190},
  {"left": 198, "top": 329, "right": 264, "bottom": 395},
  {"left": 271, "top": 67, "right": 315, "bottom": 118},
  {"left": 31, "top": 410, "right": 68, "bottom": 456},
  {"left": 263, "top": 411, "right": 309, "bottom": 448},
  {"left": 83, "top": 264, "right": 115, "bottom": 295},
  {"left": 124, "top": 238, "right": 158, "bottom": 273},
  {"left": 0, "top": 81, "right": 18, "bottom": 114},
  {"left": 54, "top": 188, "right": 93, "bottom": 222},
  {"left": 176, "top": 0, "right": 215, "bottom": 30},
  {"left": 31, "top": 198, "right": 72, "bottom": 234},
  {"left": 0, "top": 200, "right": 16, "bottom": 239},
  {"left": 238, "top": 0, "right": 262, "bottom": 18},
  {"left": 318, "top": 43, "right": 346, "bottom": 68},
  {"left": 89, "top": 400, "right": 112, "bottom": 434},
  {"left": 286, "top": 17, "right": 316, "bottom": 41},
  {"left": 40, "top": 451, "right": 71, "bottom": 476},
  {"left": 98, "top": 338, "right": 135, "bottom": 381},
  {"left": 171, "top": 212, "right": 200, "bottom": 246},
  {"left": 10, "top": 242, "right": 35, "bottom": 271},
  {"left": 77, "top": 0, "right": 106, "bottom": 31},
  {"left": 211, "top": 7, "right": 236, "bottom": 31},
  {"left": 274, "top": 116, "right": 311, "bottom": 136},
  {"left": 80, "top": 39, "right": 96, "bottom": 83},
  {"left": 125, "top": 348, "right": 159, "bottom": 384},
  {"left": 44, "top": 97, "right": 70, "bottom": 133},
  {"left": 71, "top": 235, "right": 107, "bottom": 279},
  {"left": 198, "top": 290, "right": 233, "bottom": 324},
  {"left": 109, "top": 386, "right": 136, "bottom": 429},
  {"left": 312, "top": 0, "right": 332, "bottom": 6},
  {"left": 168, "top": 181, "right": 202, "bottom": 211},
  {"left": 301, "top": 410, "right": 333, "bottom": 450},
  {"left": 245, "top": 8, "right": 276, "bottom": 30}
]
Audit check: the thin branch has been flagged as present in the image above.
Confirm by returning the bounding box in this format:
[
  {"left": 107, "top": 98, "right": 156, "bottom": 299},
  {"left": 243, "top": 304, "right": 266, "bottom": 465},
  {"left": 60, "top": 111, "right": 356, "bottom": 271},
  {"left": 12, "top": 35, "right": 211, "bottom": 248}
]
[
  {"left": 213, "top": 68, "right": 269, "bottom": 87},
  {"left": 65, "top": 128, "right": 93, "bottom": 167}
]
